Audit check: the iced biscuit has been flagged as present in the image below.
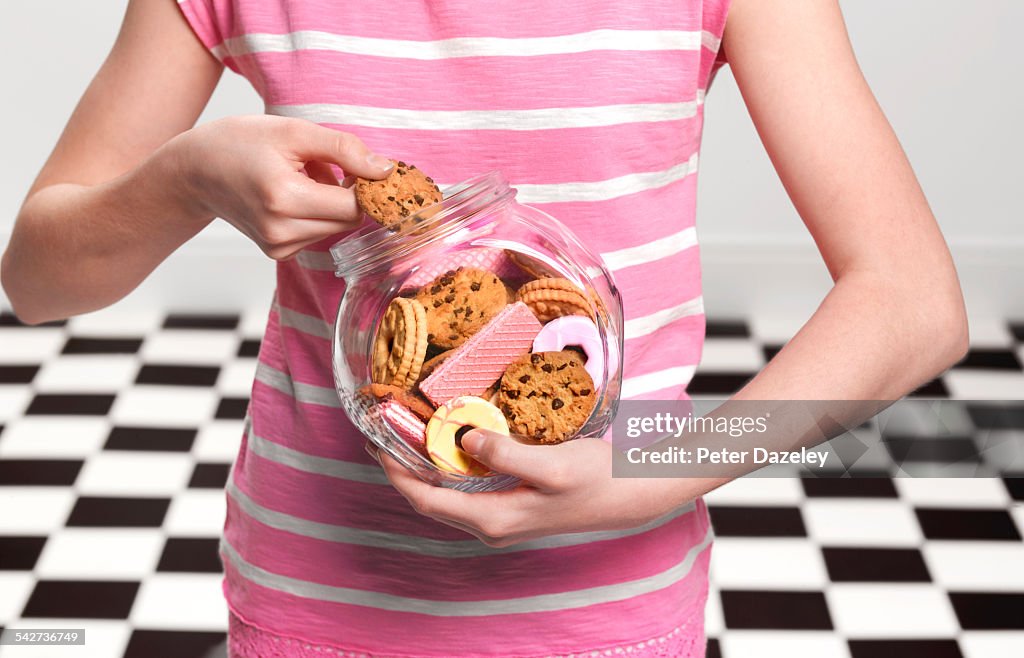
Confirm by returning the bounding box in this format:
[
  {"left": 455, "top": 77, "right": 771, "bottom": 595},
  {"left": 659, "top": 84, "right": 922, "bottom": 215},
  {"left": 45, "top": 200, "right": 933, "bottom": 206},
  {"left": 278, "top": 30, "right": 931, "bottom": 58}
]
[{"left": 425, "top": 396, "right": 508, "bottom": 476}]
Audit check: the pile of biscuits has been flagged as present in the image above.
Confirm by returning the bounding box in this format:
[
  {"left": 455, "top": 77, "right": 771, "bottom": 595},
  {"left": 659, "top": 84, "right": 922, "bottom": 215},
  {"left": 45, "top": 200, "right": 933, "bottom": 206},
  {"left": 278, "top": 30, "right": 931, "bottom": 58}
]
[
  {"left": 361, "top": 259, "right": 607, "bottom": 476},
  {"left": 355, "top": 161, "right": 608, "bottom": 477}
]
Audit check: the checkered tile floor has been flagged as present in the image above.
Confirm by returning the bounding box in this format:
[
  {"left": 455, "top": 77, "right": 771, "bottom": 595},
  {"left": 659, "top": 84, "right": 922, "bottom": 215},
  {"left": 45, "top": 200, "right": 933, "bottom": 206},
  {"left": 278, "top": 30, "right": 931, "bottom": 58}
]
[{"left": 0, "top": 307, "right": 1022, "bottom": 658}]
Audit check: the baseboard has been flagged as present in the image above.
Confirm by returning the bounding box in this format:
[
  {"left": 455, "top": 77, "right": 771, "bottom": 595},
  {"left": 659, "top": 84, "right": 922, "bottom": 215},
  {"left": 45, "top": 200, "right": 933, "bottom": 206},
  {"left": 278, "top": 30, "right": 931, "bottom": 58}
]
[{"left": 0, "top": 230, "right": 1021, "bottom": 322}]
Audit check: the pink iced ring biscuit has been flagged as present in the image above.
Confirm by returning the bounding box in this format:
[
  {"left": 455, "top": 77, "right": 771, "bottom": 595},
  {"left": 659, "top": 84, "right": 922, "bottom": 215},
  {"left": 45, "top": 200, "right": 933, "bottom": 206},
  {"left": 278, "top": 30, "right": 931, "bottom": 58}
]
[
  {"left": 419, "top": 301, "right": 542, "bottom": 406},
  {"left": 531, "top": 315, "right": 612, "bottom": 390},
  {"left": 402, "top": 247, "right": 521, "bottom": 290},
  {"left": 377, "top": 397, "right": 428, "bottom": 455}
]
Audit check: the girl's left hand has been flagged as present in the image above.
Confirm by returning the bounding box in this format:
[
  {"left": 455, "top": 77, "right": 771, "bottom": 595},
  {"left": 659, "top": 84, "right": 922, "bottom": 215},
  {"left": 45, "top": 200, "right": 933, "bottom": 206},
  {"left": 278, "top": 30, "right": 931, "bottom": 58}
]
[{"left": 376, "top": 430, "right": 690, "bottom": 547}]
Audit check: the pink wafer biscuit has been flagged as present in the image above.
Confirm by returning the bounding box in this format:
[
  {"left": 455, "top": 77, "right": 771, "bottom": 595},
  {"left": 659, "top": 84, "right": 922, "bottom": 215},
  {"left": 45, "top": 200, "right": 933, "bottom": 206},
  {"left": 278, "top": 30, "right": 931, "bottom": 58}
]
[
  {"left": 403, "top": 248, "right": 521, "bottom": 289},
  {"left": 418, "top": 301, "right": 542, "bottom": 406},
  {"left": 377, "top": 397, "right": 428, "bottom": 454}
]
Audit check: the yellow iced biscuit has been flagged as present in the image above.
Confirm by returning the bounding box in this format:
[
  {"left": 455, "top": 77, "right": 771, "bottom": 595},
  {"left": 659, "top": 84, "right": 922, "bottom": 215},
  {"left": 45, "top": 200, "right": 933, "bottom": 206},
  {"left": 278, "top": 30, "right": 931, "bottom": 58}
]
[{"left": 425, "top": 396, "right": 509, "bottom": 476}]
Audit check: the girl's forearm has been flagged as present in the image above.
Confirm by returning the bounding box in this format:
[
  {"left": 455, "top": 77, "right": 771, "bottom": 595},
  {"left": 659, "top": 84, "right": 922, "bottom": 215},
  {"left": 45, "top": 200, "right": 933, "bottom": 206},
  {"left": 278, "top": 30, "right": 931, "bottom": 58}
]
[
  {"left": 1, "top": 138, "right": 214, "bottom": 324},
  {"left": 663, "top": 270, "right": 968, "bottom": 506}
]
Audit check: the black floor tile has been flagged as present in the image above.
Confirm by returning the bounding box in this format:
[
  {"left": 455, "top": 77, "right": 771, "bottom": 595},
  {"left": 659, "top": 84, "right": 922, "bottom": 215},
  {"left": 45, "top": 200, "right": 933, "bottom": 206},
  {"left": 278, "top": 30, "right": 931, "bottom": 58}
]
[
  {"left": 705, "top": 638, "right": 721, "bottom": 658},
  {"left": 136, "top": 365, "right": 221, "bottom": 387},
  {"left": 949, "top": 592, "right": 1024, "bottom": 629},
  {"left": 123, "top": 630, "right": 226, "bottom": 658},
  {"left": 0, "top": 536, "right": 47, "bottom": 570},
  {"left": 105, "top": 427, "right": 197, "bottom": 452},
  {"left": 953, "top": 348, "right": 1023, "bottom": 370},
  {"left": 1005, "top": 476, "right": 1024, "bottom": 501},
  {"left": 216, "top": 398, "right": 249, "bottom": 420},
  {"left": 687, "top": 373, "right": 751, "bottom": 396},
  {"left": 237, "top": 339, "right": 261, "bottom": 358},
  {"left": 66, "top": 497, "right": 170, "bottom": 527},
  {"left": 707, "top": 506, "right": 807, "bottom": 537},
  {"left": 704, "top": 320, "right": 749, "bottom": 338},
  {"left": 189, "top": 463, "right": 231, "bottom": 489},
  {"left": 822, "top": 547, "right": 931, "bottom": 582},
  {"left": 884, "top": 437, "right": 981, "bottom": 464},
  {"left": 25, "top": 394, "right": 116, "bottom": 416},
  {"left": 719, "top": 590, "right": 832, "bottom": 630},
  {"left": 801, "top": 477, "right": 898, "bottom": 498},
  {"left": 0, "top": 459, "right": 82, "bottom": 486},
  {"left": 915, "top": 508, "right": 1021, "bottom": 541},
  {"left": 163, "top": 314, "right": 239, "bottom": 330},
  {"left": 908, "top": 378, "right": 950, "bottom": 398},
  {"left": 0, "top": 365, "right": 39, "bottom": 384},
  {"left": 0, "top": 312, "right": 66, "bottom": 327},
  {"left": 761, "top": 344, "right": 783, "bottom": 362},
  {"left": 61, "top": 337, "right": 143, "bottom": 354},
  {"left": 157, "top": 538, "right": 223, "bottom": 573},
  {"left": 22, "top": 580, "right": 138, "bottom": 619},
  {"left": 967, "top": 403, "right": 1024, "bottom": 430},
  {"left": 848, "top": 639, "right": 962, "bottom": 658},
  {"left": 1010, "top": 321, "right": 1024, "bottom": 342}
]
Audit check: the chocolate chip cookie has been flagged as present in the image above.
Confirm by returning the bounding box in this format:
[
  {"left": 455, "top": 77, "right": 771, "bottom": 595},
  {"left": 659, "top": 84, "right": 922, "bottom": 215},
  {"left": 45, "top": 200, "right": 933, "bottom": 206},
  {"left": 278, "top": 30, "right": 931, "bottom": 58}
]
[
  {"left": 414, "top": 267, "right": 510, "bottom": 350},
  {"left": 355, "top": 160, "right": 442, "bottom": 230},
  {"left": 497, "top": 350, "right": 597, "bottom": 444}
]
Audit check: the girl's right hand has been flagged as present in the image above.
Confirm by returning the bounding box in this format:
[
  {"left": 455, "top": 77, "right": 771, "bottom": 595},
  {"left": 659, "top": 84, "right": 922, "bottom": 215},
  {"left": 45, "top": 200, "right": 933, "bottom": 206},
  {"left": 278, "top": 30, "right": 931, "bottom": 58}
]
[{"left": 172, "top": 115, "right": 394, "bottom": 260}]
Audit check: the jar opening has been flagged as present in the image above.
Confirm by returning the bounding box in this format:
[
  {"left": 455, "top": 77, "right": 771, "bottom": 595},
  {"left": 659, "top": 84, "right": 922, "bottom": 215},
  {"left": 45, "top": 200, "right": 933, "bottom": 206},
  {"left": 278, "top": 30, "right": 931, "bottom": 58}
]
[{"left": 331, "top": 171, "right": 515, "bottom": 278}]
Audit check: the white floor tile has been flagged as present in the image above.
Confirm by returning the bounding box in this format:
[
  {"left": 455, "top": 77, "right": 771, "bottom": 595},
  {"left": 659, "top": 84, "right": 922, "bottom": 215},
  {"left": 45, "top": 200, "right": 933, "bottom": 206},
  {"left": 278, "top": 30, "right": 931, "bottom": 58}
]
[
  {"left": 0, "top": 328, "right": 65, "bottom": 363},
  {"left": 827, "top": 584, "right": 959, "bottom": 637},
  {"left": 708, "top": 538, "right": 828, "bottom": 589},
  {"left": 130, "top": 574, "right": 228, "bottom": 631},
  {"left": 0, "top": 386, "right": 33, "bottom": 423},
  {"left": 35, "top": 529, "right": 165, "bottom": 579},
  {"left": 699, "top": 338, "right": 765, "bottom": 372},
  {"left": 3, "top": 619, "right": 132, "bottom": 658},
  {"left": 923, "top": 542, "right": 1024, "bottom": 591},
  {"left": 720, "top": 631, "right": 851, "bottom": 658},
  {"left": 67, "top": 308, "right": 162, "bottom": 337},
  {"left": 76, "top": 452, "right": 194, "bottom": 497},
  {"left": 33, "top": 355, "right": 139, "bottom": 393},
  {"left": 0, "top": 487, "right": 75, "bottom": 533},
  {"left": 944, "top": 371, "right": 1024, "bottom": 400},
  {"left": 963, "top": 318, "right": 1015, "bottom": 347},
  {"left": 959, "top": 632, "right": 1024, "bottom": 658},
  {"left": 894, "top": 477, "right": 1010, "bottom": 508},
  {"left": 0, "top": 572, "right": 35, "bottom": 623},
  {"left": 192, "top": 421, "right": 245, "bottom": 462},
  {"left": 216, "top": 360, "right": 257, "bottom": 396},
  {"left": 703, "top": 585, "right": 724, "bottom": 635},
  {"left": 140, "top": 331, "right": 240, "bottom": 365},
  {"left": 703, "top": 477, "right": 805, "bottom": 506},
  {"left": 110, "top": 387, "right": 218, "bottom": 428},
  {"left": 163, "top": 490, "right": 226, "bottom": 536},
  {"left": 802, "top": 500, "right": 923, "bottom": 547},
  {"left": 239, "top": 307, "right": 272, "bottom": 339},
  {"left": 0, "top": 418, "right": 109, "bottom": 459}
]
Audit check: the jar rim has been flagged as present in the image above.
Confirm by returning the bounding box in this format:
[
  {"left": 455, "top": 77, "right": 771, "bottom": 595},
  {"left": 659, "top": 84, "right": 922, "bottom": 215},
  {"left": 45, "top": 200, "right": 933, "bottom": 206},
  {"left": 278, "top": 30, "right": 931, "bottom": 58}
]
[{"left": 330, "top": 171, "right": 515, "bottom": 278}]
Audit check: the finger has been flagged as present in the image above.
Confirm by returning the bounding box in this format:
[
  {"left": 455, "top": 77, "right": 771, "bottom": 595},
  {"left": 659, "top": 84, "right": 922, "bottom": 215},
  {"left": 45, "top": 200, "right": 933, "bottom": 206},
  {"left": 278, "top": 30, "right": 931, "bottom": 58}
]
[
  {"left": 459, "top": 430, "right": 573, "bottom": 490},
  {"left": 286, "top": 178, "right": 363, "bottom": 223},
  {"left": 304, "top": 161, "right": 341, "bottom": 186},
  {"left": 288, "top": 121, "right": 393, "bottom": 179},
  {"left": 379, "top": 451, "right": 492, "bottom": 526}
]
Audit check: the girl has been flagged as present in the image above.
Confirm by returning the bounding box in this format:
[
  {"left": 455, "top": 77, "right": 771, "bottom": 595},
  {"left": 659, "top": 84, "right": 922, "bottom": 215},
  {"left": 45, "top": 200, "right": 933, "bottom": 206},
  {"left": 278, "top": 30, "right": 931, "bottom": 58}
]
[{"left": 1, "top": 0, "right": 967, "bottom": 656}]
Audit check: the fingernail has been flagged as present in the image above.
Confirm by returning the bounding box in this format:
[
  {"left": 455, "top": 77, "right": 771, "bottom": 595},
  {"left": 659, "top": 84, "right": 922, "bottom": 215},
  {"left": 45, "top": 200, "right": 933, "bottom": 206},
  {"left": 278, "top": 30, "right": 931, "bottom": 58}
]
[
  {"left": 460, "top": 430, "right": 485, "bottom": 455},
  {"left": 366, "top": 154, "right": 394, "bottom": 171}
]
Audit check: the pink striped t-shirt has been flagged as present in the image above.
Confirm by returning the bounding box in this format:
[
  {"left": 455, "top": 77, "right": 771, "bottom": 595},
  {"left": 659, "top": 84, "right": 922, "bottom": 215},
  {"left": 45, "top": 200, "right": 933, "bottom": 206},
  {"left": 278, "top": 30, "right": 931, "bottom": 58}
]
[{"left": 177, "top": 1, "right": 731, "bottom": 656}]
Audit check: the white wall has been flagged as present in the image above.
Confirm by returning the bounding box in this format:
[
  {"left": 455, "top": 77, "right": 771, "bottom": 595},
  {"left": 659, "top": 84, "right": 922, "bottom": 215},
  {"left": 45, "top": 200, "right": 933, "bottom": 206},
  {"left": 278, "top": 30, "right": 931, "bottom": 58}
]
[{"left": 1, "top": 1, "right": 1021, "bottom": 317}]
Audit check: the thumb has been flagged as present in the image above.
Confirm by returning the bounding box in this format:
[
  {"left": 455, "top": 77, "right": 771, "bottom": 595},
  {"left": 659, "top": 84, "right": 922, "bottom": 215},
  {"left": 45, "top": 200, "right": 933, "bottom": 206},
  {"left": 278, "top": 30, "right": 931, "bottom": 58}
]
[
  {"left": 289, "top": 121, "right": 394, "bottom": 179},
  {"left": 460, "top": 430, "right": 567, "bottom": 489}
]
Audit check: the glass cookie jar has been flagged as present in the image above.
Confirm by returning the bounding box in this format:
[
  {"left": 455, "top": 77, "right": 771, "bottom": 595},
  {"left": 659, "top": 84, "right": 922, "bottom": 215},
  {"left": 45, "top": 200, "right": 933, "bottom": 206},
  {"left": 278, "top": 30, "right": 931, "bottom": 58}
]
[{"left": 330, "top": 172, "right": 624, "bottom": 493}]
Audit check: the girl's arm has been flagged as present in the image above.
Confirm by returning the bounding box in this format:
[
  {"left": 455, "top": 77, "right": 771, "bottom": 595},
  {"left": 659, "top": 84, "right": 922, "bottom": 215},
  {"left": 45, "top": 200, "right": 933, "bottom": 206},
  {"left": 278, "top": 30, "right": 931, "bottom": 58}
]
[
  {"left": 1, "top": 0, "right": 392, "bottom": 325},
  {"left": 378, "top": 0, "right": 969, "bottom": 546}
]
